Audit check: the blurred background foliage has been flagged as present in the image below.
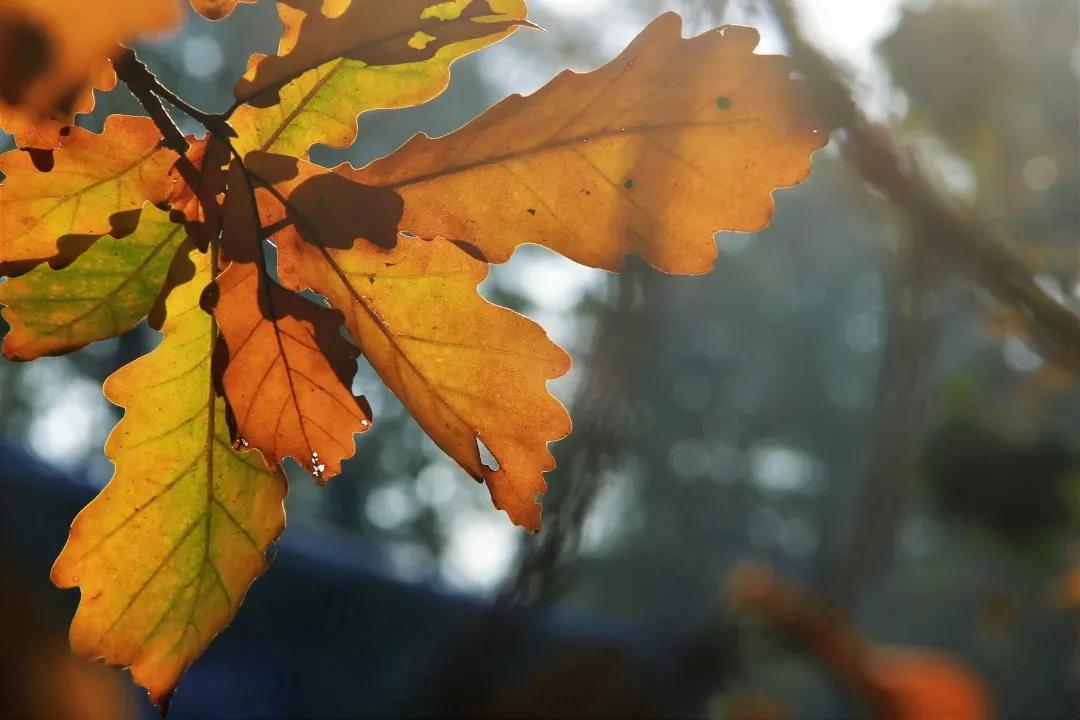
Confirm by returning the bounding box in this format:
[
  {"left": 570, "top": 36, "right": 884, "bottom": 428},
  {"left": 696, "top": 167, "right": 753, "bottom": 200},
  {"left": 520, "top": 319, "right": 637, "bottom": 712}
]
[{"left": 0, "top": 0, "right": 1078, "bottom": 717}]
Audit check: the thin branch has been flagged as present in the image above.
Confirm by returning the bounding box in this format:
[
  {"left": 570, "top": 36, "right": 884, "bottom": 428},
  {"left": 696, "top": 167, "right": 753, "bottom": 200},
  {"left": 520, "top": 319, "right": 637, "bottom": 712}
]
[
  {"left": 114, "top": 48, "right": 235, "bottom": 139},
  {"left": 765, "top": 0, "right": 1080, "bottom": 374},
  {"left": 113, "top": 49, "right": 189, "bottom": 155},
  {"left": 114, "top": 48, "right": 227, "bottom": 252}
]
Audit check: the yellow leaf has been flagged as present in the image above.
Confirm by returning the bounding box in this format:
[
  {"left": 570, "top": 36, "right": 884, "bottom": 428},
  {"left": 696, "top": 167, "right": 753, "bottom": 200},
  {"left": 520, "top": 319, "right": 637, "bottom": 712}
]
[
  {"left": 0, "top": 205, "right": 188, "bottom": 360},
  {"left": 230, "top": 0, "right": 528, "bottom": 157},
  {"left": 347, "top": 14, "right": 828, "bottom": 273},
  {"left": 51, "top": 244, "right": 286, "bottom": 709},
  {"left": 0, "top": 115, "right": 177, "bottom": 271},
  {"left": 252, "top": 155, "right": 570, "bottom": 530}
]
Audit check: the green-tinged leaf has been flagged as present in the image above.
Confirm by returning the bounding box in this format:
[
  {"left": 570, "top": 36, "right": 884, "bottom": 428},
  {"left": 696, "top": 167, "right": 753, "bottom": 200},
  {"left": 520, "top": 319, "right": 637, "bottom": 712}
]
[
  {"left": 230, "top": 0, "right": 528, "bottom": 157},
  {"left": 0, "top": 205, "right": 188, "bottom": 360},
  {"left": 0, "top": 115, "right": 177, "bottom": 271},
  {"left": 51, "top": 244, "right": 287, "bottom": 709}
]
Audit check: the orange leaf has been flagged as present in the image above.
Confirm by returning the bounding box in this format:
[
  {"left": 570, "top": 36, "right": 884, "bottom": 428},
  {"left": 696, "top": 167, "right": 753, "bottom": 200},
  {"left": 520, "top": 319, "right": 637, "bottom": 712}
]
[
  {"left": 189, "top": 0, "right": 255, "bottom": 21},
  {"left": 0, "top": 1, "right": 179, "bottom": 133},
  {"left": 211, "top": 161, "right": 373, "bottom": 481},
  {"left": 251, "top": 154, "right": 571, "bottom": 530},
  {"left": 867, "top": 649, "right": 992, "bottom": 720},
  {"left": 348, "top": 14, "right": 828, "bottom": 274},
  {"left": 0, "top": 115, "right": 177, "bottom": 272},
  {"left": 729, "top": 563, "right": 993, "bottom": 720},
  {"left": 0, "top": 62, "right": 117, "bottom": 151}
]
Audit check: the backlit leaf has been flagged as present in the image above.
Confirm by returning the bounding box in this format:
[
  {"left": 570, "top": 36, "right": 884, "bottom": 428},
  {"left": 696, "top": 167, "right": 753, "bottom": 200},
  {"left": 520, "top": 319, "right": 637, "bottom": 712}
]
[
  {"left": 0, "top": 115, "right": 177, "bottom": 271},
  {"left": 189, "top": 0, "right": 256, "bottom": 21},
  {"left": 0, "top": 0, "right": 179, "bottom": 129},
  {"left": 0, "top": 62, "right": 117, "bottom": 151},
  {"left": 212, "top": 161, "right": 372, "bottom": 480},
  {"left": 252, "top": 155, "right": 570, "bottom": 530},
  {"left": 230, "top": 0, "right": 527, "bottom": 157},
  {"left": 348, "top": 14, "right": 828, "bottom": 274},
  {"left": 0, "top": 205, "right": 188, "bottom": 360},
  {"left": 51, "top": 244, "right": 286, "bottom": 709}
]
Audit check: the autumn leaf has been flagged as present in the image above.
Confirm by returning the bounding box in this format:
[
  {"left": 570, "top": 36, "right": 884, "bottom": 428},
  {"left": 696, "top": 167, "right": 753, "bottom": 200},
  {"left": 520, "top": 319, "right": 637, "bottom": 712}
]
[
  {"left": 229, "top": 0, "right": 528, "bottom": 157},
  {"left": 0, "top": 0, "right": 179, "bottom": 134},
  {"left": 189, "top": 0, "right": 256, "bottom": 21},
  {"left": 0, "top": 205, "right": 188, "bottom": 360},
  {"left": 250, "top": 154, "right": 571, "bottom": 530},
  {"left": 866, "top": 649, "right": 992, "bottom": 720},
  {"left": 211, "top": 160, "right": 373, "bottom": 480},
  {"left": 0, "top": 1, "right": 838, "bottom": 705},
  {"left": 0, "top": 115, "right": 177, "bottom": 272},
  {"left": 729, "top": 564, "right": 993, "bottom": 720},
  {"left": 51, "top": 244, "right": 287, "bottom": 710},
  {"left": 0, "top": 62, "right": 117, "bottom": 151},
  {"left": 347, "top": 13, "right": 828, "bottom": 274}
]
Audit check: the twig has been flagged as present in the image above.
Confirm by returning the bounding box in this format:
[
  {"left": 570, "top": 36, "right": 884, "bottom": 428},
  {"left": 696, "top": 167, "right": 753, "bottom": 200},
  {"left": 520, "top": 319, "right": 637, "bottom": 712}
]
[
  {"left": 113, "top": 50, "right": 189, "bottom": 155},
  {"left": 114, "top": 48, "right": 226, "bottom": 251},
  {"left": 765, "top": 0, "right": 1080, "bottom": 375},
  {"left": 114, "top": 49, "right": 235, "bottom": 140}
]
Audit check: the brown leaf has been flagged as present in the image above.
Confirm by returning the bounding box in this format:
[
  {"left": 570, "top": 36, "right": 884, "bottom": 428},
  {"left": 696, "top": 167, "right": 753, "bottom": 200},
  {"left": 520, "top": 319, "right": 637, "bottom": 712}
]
[
  {"left": 212, "top": 160, "right": 372, "bottom": 481},
  {"left": 347, "top": 14, "right": 829, "bottom": 274}
]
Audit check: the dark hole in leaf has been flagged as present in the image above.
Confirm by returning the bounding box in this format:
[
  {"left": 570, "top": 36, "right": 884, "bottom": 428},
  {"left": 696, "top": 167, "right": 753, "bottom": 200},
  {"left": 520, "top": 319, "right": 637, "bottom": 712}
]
[{"left": 24, "top": 148, "right": 54, "bottom": 172}]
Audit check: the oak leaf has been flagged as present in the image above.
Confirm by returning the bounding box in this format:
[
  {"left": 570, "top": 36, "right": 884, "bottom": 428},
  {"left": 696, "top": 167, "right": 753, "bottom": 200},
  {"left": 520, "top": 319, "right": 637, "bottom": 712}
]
[
  {"left": 51, "top": 244, "right": 287, "bottom": 710},
  {"left": 0, "top": 1, "right": 835, "bottom": 705},
  {"left": 0, "top": 0, "right": 179, "bottom": 133},
  {"left": 0, "top": 62, "right": 117, "bottom": 151},
  {"left": 0, "top": 115, "right": 177, "bottom": 272},
  {"left": 250, "top": 154, "right": 571, "bottom": 530},
  {"left": 347, "top": 13, "right": 828, "bottom": 274},
  {"left": 229, "top": 0, "right": 528, "bottom": 157},
  {"left": 211, "top": 160, "right": 373, "bottom": 480},
  {"left": 0, "top": 205, "right": 189, "bottom": 360},
  {"left": 189, "top": 0, "right": 256, "bottom": 21}
]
